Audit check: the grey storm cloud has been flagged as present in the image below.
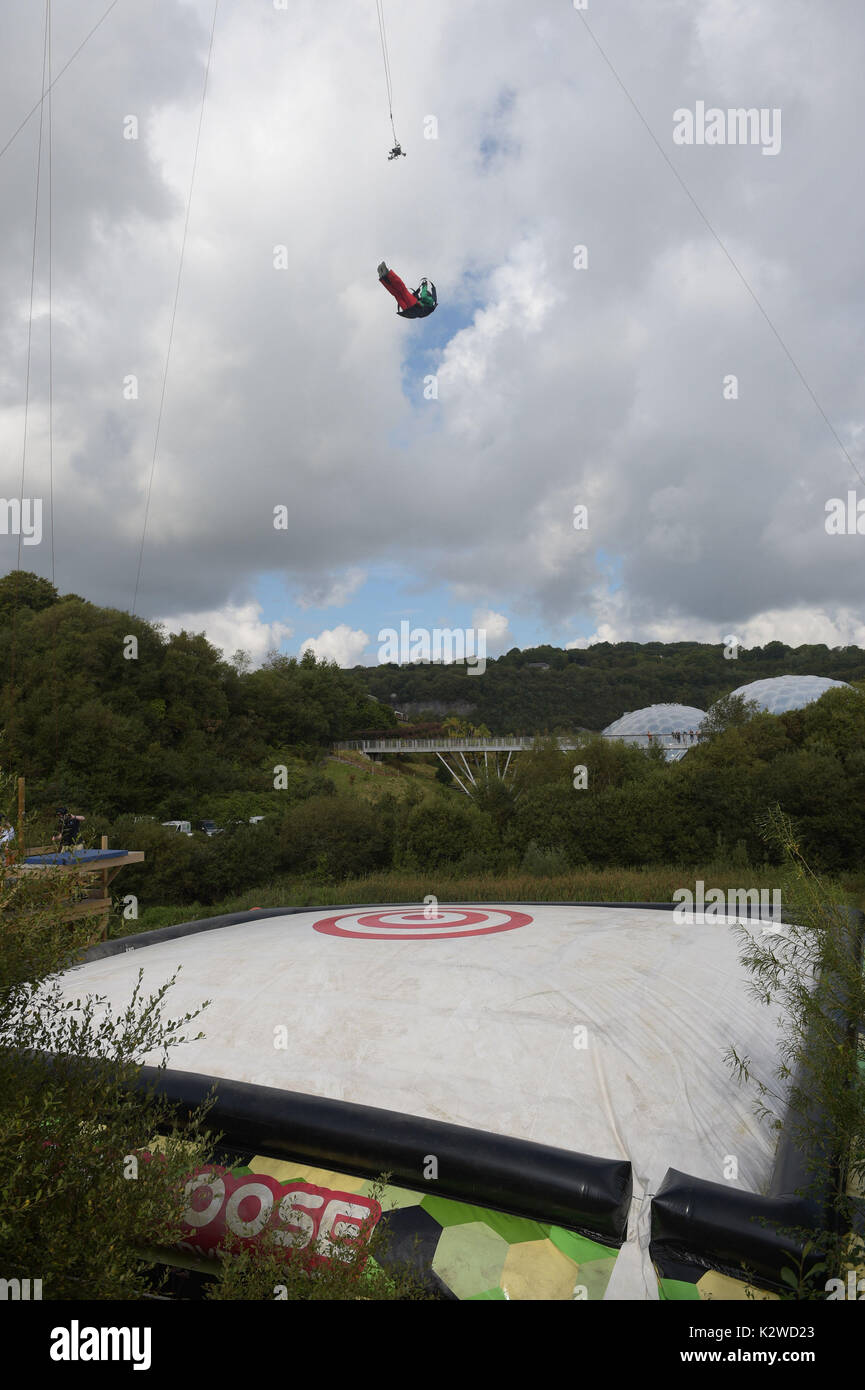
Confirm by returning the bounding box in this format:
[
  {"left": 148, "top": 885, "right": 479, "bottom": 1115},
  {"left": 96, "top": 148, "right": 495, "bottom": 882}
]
[{"left": 0, "top": 0, "right": 863, "bottom": 655}]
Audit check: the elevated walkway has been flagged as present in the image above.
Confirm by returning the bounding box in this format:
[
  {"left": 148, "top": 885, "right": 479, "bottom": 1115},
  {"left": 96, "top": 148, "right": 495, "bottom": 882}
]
[{"left": 335, "top": 733, "right": 698, "bottom": 791}]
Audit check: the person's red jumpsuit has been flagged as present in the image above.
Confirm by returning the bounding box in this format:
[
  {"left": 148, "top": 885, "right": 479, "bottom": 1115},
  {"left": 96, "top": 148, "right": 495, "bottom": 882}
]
[{"left": 379, "top": 268, "right": 419, "bottom": 313}]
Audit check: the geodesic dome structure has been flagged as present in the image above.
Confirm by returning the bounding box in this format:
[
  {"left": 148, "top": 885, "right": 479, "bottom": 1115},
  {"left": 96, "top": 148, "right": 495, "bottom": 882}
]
[
  {"left": 724, "top": 675, "right": 851, "bottom": 715},
  {"left": 603, "top": 703, "right": 707, "bottom": 738}
]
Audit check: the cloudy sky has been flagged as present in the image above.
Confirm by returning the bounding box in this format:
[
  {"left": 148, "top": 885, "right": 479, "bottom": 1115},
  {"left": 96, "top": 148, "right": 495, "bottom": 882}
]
[{"left": 1, "top": 0, "right": 863, "bottom": 667}]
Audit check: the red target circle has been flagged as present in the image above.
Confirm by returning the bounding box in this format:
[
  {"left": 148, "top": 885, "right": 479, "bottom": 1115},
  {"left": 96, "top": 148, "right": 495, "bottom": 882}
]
[{"left": 313, "top": 907, "right": 533, "bottom": 940}]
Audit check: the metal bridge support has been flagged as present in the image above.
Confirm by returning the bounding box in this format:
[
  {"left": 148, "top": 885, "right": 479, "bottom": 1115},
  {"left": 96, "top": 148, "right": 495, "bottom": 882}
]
[
  {"left": 435, "top": 750, "right": 521, "bottom": 796},
  {"left": 435, "top": 753, "right": 473, "bottom": 796}
]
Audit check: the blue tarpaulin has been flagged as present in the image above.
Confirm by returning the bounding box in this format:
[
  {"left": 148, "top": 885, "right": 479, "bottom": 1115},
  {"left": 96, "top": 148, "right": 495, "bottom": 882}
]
[{"left": 24, "top": 849, "right": 128, "bottom": 865}]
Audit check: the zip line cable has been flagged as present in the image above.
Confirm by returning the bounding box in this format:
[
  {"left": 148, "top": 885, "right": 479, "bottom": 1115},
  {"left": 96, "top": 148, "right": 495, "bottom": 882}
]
[
  {"left": 16, "top": 7, "right": 49, "bottom": 578},
  {"left": 375, "top": 0, "right": 399, "bottom": 148},
  {"left": 9, "top": 0, "right": 51, "bottom": 773},
  {"left": 0, "top": 0, "right": 123, "bottom": 166},
  {"left": 575, "top": 8, "right": 865, "bottom": 491},
  {"left": 48, "top": 1, "right": 55, "bottom": 594},
  {"left": 131, "top": 0, "right": 219, "bottom": 616},
  {"left": 47, "top": 0, "right": 61, "bottom": 765}
]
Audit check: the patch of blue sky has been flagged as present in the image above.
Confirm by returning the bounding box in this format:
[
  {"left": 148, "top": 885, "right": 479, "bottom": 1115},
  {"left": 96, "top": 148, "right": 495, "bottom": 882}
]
[
  {"left": 478, "top": 87, "right": 519, "bottom": 171},
  {"left": 479, "top": 132, "right": 507, "bottom": 168},
  {"left": 251, "top": 566, "right": 552, "bottom": 667},
  {"left": 249, "top": 571, "right": 297, "bottom": 655},
  {"left": 397, "top": 287, "right": 484, "bottom": 410},
  {"left": 594, "top": 548, "right": 624, "bottom": 593},
  {"left": 249, "top": 529, "right": 618, "bottom": 663}
]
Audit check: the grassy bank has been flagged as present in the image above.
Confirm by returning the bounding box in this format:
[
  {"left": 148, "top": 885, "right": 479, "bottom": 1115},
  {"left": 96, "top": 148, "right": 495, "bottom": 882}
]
[
  {"left": 107, "top": 863, "right": 865, "bottom": 939},
  {"left": 323, "top": 753, "right": 440, "bottom": 799}
]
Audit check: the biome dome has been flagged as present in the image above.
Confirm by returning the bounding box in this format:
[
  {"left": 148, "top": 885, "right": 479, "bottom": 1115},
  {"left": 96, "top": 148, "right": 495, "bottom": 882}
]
[
  {"left": 603, "top": 703, "right": 707, "bottom": 738},
  {"left": 724, "top": 674, "right": 851, "bottom": 715}
]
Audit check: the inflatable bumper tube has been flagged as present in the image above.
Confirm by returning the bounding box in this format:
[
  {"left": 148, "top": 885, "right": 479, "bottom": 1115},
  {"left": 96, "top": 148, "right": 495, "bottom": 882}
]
[
  {"left": 136, "top": 1065, "right": 633, "bottom": 1245},
  {"left": 650, "top": 1168, "right": 824, "bottom": 1290}
]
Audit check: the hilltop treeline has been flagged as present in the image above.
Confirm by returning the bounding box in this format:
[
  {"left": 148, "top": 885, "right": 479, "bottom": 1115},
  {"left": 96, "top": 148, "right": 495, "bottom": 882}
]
[
  {"left": 354, "top": 640, "right": 865, "bottom": 733},
  {"left": 95, "top": 683, "right": 865, "bottom": 911},
  {"left": 3, "top": 568, "right": 864, "bottom": 878},
  {"left": 0, "top": 572, "right": 389, "bottom": 816}
]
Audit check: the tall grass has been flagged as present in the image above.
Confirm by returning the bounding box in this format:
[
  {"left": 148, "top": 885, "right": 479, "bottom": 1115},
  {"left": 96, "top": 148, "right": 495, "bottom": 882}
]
[{"left": 108, "top": 861, "right": 863, "bottom": 939}]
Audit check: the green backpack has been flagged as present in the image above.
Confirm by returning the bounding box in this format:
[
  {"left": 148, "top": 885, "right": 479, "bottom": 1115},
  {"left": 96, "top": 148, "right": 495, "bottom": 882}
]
[{"left": 416, "top": 279, "right": 437, "bottom": 311}]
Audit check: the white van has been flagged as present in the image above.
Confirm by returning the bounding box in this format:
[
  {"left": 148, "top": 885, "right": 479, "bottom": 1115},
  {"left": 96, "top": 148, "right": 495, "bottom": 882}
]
[{"left": 162, "top": 820, "right": 193, "bottom": 836}]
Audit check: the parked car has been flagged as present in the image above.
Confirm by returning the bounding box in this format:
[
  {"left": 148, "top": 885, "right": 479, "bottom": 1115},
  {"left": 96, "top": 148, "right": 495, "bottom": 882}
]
[
  {"left": 248, "top": 815, "right": 266, "bottom": 825},
  {"left": 162, "top": 820, "right": 193, "bottom": 836},
  {"left": 197, "top": 820, "right": 223, "bottom": 837}
]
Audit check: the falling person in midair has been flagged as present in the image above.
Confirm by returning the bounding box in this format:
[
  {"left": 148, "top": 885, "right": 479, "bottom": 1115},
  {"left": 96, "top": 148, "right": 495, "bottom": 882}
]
[{"left": 377, "top": 262, "right": 437, "bottom": 318}]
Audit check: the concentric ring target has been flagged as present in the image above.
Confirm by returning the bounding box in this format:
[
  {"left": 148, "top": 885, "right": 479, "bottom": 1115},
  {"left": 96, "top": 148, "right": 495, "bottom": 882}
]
[{"left": 313, "top": 906, "right": 533, "bottom": 940}]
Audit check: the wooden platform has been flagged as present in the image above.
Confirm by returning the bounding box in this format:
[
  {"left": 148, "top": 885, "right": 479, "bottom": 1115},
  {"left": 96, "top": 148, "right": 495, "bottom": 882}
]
[
  {"left": 16, "top": 841, "right": 144, "bottom": 944},
  {"left": 20, "top": 850, "right": 145, "bottom": 873}
]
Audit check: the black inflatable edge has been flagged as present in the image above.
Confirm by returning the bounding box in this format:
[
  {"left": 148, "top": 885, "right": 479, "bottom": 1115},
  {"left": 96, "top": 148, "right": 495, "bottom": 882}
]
[
  {"left": 81, "top": 899, "right": 795, "bottom": 962},
  {"left": 650, "top": 1168, "right": 825, "bottom": 1292},
  {"left": 134, "top": 1065, "right": 633, "bottom": 1246}
]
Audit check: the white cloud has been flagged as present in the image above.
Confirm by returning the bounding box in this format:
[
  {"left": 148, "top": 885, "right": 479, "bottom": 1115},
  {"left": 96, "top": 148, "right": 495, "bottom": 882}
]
[
  {"left": 300, "top": 625, "right": 370, "bottom": 666},
  {"left": 471, "top": 607, "right": 512, "bottom": 655},
  {"left": 567, "top": 596, "right": 865, "bottom": 652},
  {"left": 734, "top": 608, "right": 865, "bottom": 651},
  {"left": 3, "top": 0, "right": 864, "bottom": 657},
  {"left": 159, "top": 602, "right": 292, "bottom": 666}
]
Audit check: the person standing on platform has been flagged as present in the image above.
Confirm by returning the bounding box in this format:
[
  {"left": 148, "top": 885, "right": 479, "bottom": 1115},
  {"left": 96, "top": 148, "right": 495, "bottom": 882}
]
[{"left": 53, "top": 807, "right": 85, "bottom": 849}]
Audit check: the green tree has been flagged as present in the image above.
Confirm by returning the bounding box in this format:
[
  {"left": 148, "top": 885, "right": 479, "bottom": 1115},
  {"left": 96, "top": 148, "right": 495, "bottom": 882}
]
[
  {"left": 698, "top": 693, "right": 761, "bottom": 739},
  {"left": 279, "top": 794, "right": 394, "bottom": 879},
  {"left": 399, "top": 799, "right": 494, "bottom": 870},
  {"left": 0, "top": 570, "right": 59, "bottom": 620}
]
